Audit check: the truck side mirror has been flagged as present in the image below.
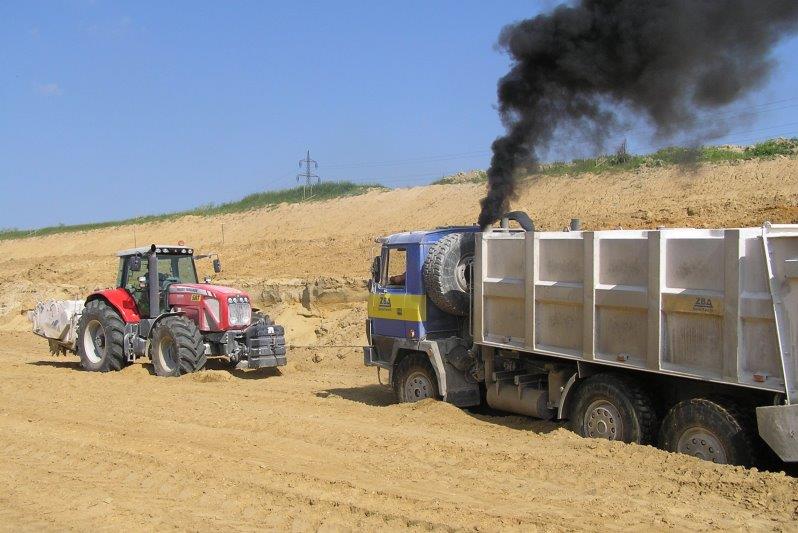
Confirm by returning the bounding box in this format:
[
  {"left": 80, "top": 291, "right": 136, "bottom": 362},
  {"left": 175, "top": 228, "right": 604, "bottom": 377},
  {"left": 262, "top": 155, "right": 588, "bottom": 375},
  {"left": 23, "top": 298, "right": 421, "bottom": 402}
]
[
  {"left": 130, "top": 255, "right": 142, "bottom": 271},
  {"left": 213, "top": 258, "right": 222, "bottom": 273},
  {"left": 371, "top": 256, "right": 381, "bottom": 282}
]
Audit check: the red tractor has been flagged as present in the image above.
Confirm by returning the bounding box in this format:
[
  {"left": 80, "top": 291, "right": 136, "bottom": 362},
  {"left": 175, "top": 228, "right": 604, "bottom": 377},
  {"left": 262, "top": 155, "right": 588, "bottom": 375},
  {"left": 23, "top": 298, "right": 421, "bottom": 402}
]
[{"left": 32, "top": 244, "right": 286, "bottom": 376}]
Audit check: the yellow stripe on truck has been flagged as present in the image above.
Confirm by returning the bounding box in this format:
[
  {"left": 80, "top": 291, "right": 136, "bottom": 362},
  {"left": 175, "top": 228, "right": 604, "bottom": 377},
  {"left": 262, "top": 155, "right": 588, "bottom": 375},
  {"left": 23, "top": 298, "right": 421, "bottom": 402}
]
[{"left": 367, "top": 293, "right": 426, "bottom": 322}]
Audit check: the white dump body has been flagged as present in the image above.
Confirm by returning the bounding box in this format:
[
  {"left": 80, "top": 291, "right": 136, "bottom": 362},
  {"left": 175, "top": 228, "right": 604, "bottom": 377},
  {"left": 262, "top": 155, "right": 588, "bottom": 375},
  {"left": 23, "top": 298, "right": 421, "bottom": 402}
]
[
  {"left": 29, "top": 300, "right": 85, "bottom": 351},
  {"left": 473, "top": 224, "right": 798, "bottom": 403}
]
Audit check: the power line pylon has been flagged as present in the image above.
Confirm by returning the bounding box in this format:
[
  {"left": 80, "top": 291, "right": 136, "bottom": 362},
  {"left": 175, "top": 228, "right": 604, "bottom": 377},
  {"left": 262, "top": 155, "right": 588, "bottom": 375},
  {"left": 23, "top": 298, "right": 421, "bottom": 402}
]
[{"left": 297, "top": 150, "right": 321, "bottom": 200}]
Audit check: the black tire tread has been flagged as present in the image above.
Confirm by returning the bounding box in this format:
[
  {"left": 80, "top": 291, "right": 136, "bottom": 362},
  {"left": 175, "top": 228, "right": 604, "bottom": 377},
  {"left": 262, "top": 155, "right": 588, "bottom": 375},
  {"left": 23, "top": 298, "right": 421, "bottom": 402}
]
[
  {"left": 252, "top": 312, "right": 275, "bottom": 326},
  {"left": 393, "top": 353, "right": 440, "bottom": 403},
  {"left": 422, "top": 233, "right": 473, "bottom": 316},
  {"left": 659, "top": 396, "right": 757, "bottom": 467},
  {"left": 152, "top": 316, "right": 206, "bottom": 376},
  {"left": 76, "top": 299, "right": 126, "bottom": 372},
  {"left": 570, "top": 372, "right": 657, "bottom": 445}
]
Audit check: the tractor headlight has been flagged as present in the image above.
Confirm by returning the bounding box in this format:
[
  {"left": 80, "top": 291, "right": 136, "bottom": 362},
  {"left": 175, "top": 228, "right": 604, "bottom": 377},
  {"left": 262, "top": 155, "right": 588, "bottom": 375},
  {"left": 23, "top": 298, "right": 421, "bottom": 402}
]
[
  {"left": 227, "top": 297, "right": 251, "bottom": 327},
  {"left": 240, "top": 301, "right": 252, "bottom": 326}
]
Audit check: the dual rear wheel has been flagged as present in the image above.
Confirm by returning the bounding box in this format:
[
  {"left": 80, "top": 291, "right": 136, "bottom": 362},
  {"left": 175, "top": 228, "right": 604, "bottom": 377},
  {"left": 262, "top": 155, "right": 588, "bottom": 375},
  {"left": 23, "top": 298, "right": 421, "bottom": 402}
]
[{"left": 569, "top": 373, "right": 756, "bottom": 466}]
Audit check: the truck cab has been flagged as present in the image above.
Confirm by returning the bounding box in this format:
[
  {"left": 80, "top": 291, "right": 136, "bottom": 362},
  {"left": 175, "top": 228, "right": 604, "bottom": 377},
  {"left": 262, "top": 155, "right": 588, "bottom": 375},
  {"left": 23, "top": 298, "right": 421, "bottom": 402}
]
[
  {"left": 365, "top": 227, "right": 482, "bottom": 406},
  {"left": 368, "top": 229, "right": 469, "bottom": 341}
]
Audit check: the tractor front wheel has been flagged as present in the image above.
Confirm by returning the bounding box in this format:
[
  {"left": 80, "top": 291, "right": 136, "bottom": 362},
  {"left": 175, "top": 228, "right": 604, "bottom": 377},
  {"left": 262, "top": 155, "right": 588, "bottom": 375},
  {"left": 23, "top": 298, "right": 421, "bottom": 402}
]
[
  {"left": 76, "top": 299, "right": 126, "bottom": 372},
  {"left": 151, "top": 316, "right": 206, "bottom": 377}
]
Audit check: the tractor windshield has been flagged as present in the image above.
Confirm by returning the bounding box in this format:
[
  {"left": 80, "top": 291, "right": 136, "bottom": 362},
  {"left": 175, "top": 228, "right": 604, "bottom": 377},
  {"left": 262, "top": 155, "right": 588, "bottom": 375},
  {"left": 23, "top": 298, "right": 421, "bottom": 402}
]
[
  {"left": 156, "top": 255, "right": 198, "bottom": 284},
  {"left": 120, "top": 254, "right": 198, "bottom": 291}
]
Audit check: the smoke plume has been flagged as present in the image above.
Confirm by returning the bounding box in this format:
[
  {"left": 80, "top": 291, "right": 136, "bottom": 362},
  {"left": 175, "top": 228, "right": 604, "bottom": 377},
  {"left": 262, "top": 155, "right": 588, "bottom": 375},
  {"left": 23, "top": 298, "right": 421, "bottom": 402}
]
[{"left": 479, "top": 0, "right": 798, "bottom": 228}]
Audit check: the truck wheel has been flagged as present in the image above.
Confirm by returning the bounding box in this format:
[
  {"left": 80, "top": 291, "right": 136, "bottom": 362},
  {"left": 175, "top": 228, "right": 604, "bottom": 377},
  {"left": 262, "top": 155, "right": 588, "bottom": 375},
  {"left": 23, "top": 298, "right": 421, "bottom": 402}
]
[
  {"left": 151, "top": 316, "right": 206, "bottom": 377},
  {"left": 76, "top": 299, "right": 126, "bottom": 372},
  {"left": 422, "top": 232, "right": 475, "bottom": 316},
  {"left": 394, "top": 354, "right": 440, "bottom": 403},
  {"left": 659, "top": 397, "right": 755, "bottom": 466},
  {"left": 569, "top": 373, "right": 657, "bottom": 445}
]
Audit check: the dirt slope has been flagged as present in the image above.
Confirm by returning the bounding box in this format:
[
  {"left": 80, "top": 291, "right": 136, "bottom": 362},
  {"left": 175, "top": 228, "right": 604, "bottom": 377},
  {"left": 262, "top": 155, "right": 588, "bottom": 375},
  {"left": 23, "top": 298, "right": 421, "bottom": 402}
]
[{"left": 0, "top": 158, "right": 797, "bottom": 530}]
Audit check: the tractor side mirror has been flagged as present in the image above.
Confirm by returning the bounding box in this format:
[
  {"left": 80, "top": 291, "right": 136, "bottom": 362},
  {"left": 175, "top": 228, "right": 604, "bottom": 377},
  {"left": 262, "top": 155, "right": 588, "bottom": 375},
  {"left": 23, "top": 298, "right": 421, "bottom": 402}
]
[
  {"left": 213, "top": 258, "right": 222, "bottom": 273},
  {"left": 371, "top": 256, "right": 381, "bottom": 282},
  {"left": 130, "top": 255, "right": 142, "bottom": 271}
]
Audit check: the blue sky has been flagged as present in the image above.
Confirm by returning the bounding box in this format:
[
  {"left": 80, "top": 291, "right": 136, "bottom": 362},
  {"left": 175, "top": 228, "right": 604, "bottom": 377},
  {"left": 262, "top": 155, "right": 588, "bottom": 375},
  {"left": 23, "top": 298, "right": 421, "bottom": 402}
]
[{"left": 1, "top": 1, "right": 797, "bottom": 229}]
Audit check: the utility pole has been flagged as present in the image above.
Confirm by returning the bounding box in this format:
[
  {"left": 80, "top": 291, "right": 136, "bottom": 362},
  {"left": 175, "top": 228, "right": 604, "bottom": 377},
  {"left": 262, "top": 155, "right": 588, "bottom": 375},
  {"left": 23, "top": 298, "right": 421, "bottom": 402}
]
[{"left": 297, "top": 150, "right": 321, "bottom": 200}]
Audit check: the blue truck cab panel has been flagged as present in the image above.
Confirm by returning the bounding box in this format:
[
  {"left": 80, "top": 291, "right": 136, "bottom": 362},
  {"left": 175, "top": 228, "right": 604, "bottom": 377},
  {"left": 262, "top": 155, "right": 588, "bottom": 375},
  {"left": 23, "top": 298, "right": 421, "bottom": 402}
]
[{"left": 367, "top": 226, "right": 478, "bottom": 346}]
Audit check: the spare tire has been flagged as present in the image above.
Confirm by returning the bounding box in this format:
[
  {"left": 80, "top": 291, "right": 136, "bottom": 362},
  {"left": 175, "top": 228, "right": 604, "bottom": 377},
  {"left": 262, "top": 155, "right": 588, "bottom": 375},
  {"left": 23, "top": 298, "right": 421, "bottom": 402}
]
[{"left": 423, "top": 232, "right": 475, "bottom": 316}]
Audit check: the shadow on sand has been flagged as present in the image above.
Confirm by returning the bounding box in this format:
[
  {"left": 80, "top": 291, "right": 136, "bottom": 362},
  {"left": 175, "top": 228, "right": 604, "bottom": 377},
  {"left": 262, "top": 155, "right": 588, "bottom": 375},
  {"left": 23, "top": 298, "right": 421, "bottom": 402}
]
[
  {"left": 317, "top": 384, "right": 396, "bottom": 406},
  {"left": 27, "top": 358, "right": 281, "bottom": 380},
  {"left": 318, "top": 384, "right": 561, "bottom": 434},
  {"left": 27, "top": 360, "right": 83, "bottom": 371}
]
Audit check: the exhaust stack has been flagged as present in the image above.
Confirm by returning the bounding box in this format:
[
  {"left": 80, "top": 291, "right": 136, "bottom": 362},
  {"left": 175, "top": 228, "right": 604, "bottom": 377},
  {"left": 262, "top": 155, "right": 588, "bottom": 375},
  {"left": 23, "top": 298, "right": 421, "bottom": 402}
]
[{"left": 148, "top": 244, "right": 160, "bottom": 318}]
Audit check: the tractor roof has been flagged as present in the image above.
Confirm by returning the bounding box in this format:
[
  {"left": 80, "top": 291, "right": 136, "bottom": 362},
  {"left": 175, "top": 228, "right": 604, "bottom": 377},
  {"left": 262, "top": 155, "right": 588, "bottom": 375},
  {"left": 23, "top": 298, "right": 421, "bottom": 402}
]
[{"left": 116, "top": 244, "right": 194, "bottom": 257}]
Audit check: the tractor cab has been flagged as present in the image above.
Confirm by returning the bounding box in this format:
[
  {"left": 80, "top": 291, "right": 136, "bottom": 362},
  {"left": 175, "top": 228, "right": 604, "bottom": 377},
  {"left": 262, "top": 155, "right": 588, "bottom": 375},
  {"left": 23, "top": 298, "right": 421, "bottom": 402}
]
[{"left": 115, "top": 244, "right": 219, "bottom": 316}]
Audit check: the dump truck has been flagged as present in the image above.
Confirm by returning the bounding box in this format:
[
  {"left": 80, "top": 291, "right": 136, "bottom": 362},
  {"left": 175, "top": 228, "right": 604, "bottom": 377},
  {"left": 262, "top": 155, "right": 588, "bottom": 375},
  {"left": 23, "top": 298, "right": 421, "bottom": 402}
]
[
  {"left": 364, "top": 213, "right": 798, "bottom": 466},
  {"left": 30, "top": 244, "right": 286, "bottom": 376}
]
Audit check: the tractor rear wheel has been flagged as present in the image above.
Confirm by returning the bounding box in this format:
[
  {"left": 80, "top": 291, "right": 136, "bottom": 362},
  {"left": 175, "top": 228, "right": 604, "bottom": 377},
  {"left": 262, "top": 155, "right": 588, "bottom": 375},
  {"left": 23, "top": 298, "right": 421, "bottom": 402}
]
[
  {"left": 76, "top": 299, "right": 126, "bottom": 372},
  {"left": 151, "top": 316, "right": 206, "bottom": 377}
]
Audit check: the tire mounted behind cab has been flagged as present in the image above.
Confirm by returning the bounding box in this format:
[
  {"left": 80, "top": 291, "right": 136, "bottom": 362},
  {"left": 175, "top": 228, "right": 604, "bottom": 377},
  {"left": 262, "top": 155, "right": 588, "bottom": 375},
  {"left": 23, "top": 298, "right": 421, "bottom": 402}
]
[{"left": 422, "top": 232, "right": 475, "bottom": 316}]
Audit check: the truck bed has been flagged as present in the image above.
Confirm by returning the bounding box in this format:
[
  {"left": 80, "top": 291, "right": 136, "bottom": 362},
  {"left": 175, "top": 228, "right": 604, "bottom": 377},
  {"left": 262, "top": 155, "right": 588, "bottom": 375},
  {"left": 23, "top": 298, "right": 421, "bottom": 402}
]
[{"left": 473, "top": 224, "right": 798, "bottom": 400}]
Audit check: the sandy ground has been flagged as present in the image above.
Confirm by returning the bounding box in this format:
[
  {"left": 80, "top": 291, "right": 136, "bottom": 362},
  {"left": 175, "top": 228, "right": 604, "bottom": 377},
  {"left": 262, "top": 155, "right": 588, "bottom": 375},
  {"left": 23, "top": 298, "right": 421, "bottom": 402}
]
[
  {"left": 2, "top": 332, "right": 797, "bottom": 531},
  {"left": 1, "top": 158, "right": 798, "bottom": 530}
]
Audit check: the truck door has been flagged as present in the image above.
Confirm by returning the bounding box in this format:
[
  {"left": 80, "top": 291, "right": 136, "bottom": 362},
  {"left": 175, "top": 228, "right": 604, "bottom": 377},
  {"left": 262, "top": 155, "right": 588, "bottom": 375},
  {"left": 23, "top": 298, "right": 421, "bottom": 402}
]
[{"left": 370, "top": 246, "right": 409, "bottom": 338}]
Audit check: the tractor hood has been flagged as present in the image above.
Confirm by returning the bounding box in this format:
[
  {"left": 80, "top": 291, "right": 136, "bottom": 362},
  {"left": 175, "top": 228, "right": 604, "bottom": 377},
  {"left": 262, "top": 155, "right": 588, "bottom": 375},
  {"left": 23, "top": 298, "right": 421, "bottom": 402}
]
[
  {"left": 167, "top": 283, "right": 253, "bottom": 332},
  {"left": 169, "top": 283, "right": 250, "bottom": 300}
]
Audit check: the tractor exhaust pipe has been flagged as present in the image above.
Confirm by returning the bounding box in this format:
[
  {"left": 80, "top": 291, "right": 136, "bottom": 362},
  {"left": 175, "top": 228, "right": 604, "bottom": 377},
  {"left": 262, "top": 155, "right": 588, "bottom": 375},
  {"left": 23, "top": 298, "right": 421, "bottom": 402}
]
[{"left": 148, "top": 244, "right": 160, "bottom": 318}]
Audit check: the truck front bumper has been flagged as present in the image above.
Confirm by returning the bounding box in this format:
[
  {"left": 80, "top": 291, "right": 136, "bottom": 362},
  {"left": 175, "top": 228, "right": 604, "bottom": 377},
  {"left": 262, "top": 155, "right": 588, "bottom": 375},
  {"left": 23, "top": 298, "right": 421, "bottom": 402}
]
[{"left": 756, "top": 403, "right": 798, "bottom": 462}]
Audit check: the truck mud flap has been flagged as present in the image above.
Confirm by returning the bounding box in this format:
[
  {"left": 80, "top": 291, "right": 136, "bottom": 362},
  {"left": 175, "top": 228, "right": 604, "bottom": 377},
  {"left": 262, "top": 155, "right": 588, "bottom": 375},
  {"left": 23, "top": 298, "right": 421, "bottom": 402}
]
[{"left": 756, "top": 404, "right": 798, "bottom": 462}]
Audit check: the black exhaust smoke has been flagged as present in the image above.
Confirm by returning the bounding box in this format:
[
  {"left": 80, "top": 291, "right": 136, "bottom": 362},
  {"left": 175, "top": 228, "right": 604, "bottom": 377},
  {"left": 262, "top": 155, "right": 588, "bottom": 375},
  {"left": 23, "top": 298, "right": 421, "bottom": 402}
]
[{"left": 478, "top": 0, "right": 798, "bottom": 229}]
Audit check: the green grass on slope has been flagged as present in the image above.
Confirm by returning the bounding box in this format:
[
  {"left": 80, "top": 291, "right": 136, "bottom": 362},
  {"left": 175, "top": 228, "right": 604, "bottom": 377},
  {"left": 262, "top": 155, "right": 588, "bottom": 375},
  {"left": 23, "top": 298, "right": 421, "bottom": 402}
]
[
  {"left": 433, "top": 137, "right": 798, "bottom": 184},
  {"left": 0, "top": 181, "right": 384, "bottom": 241}
]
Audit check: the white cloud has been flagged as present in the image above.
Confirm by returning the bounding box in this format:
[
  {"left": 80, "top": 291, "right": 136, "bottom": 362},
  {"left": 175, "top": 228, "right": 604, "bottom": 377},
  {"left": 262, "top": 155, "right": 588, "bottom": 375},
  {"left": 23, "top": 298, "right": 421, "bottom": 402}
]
[{"left": 35, "top": 83, "right": 63, "bottom": 96}]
